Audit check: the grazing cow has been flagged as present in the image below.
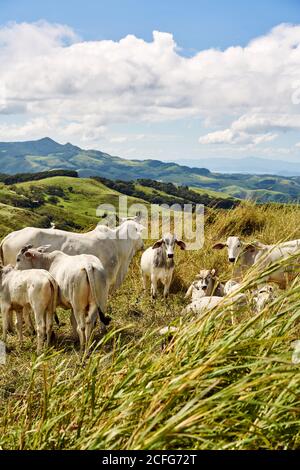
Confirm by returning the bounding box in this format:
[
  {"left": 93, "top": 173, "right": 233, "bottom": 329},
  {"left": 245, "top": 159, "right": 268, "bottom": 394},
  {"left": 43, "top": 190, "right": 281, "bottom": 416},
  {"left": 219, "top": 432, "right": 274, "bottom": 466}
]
[
  {"left": 141, "top": 233, "right": 186, "bottom": 298},
  {"left": 213, "top": 236, "right": 300, "bottom": 287},
  {"left": 15, "top": 245, "right": 113, "bottom": 351},
  {"left": 1, "top": 220, "right": 145, "bottom": 294},
  {"left": 0, "top": 265, "right": 58, "bottom": 353},
  {"left": 252, "top": 285, "right": 276, "bottom": 313},
  {"left": 185, "top": 269, "right": 224, "bottom": 300}
]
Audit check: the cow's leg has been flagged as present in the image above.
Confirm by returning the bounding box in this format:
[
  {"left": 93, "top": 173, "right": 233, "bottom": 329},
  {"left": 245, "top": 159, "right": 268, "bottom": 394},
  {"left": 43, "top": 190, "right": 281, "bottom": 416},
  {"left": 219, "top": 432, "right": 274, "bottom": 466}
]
[
  {"left": 70, "top": 311, "right": 79, "bottom": 340},
  {"left": 73, "top": 309, "right": 86, "bottom": 351},
  {"left": 151, "top": 274, "right": 158, "bottom": 299},
  {"left": 142, "top": 272, "right": 148, "bottom": 291},
  {"left": 163, "top": 273, "right": 173, "bottom": 298},
  {"left": 46, "top": 308, "right": 54, "bottom": 348},
  {"left": 2, "top": 305, "right": 10, "bottom": 343},
  {"left": 85, "top": 304, "right": 98, "bottom": 347},
  {"left": 23, "top": 306, "right": 35, "bottom": 335},
  {"left": 33, "top": 309, "right": 46, "bottom": 355},
  {"left": 7, "top": 317, "right": 15, "bottom": 333},
  {"left": 15, "top": 310, "right": 23, "bottom": 347}
]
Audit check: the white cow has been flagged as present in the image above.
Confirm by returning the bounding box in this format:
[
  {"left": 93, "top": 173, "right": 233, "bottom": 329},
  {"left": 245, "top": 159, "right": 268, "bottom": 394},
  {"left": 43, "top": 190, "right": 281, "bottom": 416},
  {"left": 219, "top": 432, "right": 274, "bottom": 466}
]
[
  {"left": 252, "top": 285, "right": 277, "bottom": 313},
  {"left": 183, "top": 296, "right": 223, "bottom": 315},
  {"left": 213, "top": 236, "right": 300, "bottom": 288},
  {"left": 1, "top": 219, "right": 145, "bottom": 294},
  {"left": 223, "top": 280, "right": 241, "bottom": 295},
  {"left": 0, "top": 265, "right": 58, "bottom": 353},
  {"left": 183, "top": 292, "right": 247, "bottom": 325},
  {"left": 15, "top": 245, "right": 115, "bottom": 351},
  {"left": 141, "top": 233, "right": 186, "bottom": 298},
  {"left": 185, "top": 269, "right": 224, "bottom": 300}
]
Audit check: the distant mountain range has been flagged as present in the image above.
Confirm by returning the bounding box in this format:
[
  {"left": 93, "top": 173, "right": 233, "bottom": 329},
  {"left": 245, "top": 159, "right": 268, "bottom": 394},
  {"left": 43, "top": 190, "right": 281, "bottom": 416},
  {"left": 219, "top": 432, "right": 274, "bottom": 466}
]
[
  {"left": 180, "top": 157, "right": 300, "bottom": 176},
  {"left": 1, "top": 137, "right": 300, "bottom": 203}
]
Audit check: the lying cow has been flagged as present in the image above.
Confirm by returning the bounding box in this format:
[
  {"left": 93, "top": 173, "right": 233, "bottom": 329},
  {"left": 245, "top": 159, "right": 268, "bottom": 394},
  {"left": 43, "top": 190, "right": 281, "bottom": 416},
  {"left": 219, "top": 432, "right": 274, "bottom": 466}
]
[
  {"left": 223, "top": 280, "right": 241, "bottom": 295},
  {"left": 213, "top": 236, "right": 300, "bottom": 288},
  {"left": 252, "top": 285, "right": 277, "bottom": 313},
  {"left": 141, "top": 233, "right": 186, "bottom": 298},
  {"left": 185, "top": 269, "right": 224, "bottom": 300},
  {"left": 15, "top": 245, "right": 112, "bottom": 351},
  {"left": 183, "top": 292, "right": 247, "bottom": 325},
  {"left": 0, "top": 265, "right": 58, "bottom": 353}
]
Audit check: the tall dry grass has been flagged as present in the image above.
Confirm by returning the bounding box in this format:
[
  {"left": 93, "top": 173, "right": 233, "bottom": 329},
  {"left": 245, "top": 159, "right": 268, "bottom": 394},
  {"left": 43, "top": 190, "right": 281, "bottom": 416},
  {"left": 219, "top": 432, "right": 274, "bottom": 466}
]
[{"left": 0, "top": 202, "right": 300, "bottom": 449}]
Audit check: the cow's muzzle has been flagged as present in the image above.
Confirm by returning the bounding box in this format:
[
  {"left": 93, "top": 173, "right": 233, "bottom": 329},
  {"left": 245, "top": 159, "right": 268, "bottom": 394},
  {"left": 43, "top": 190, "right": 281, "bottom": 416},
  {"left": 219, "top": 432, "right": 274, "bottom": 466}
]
[
  {"left": 229, "top": 258, "right": 235, "bottom": 263},
  {"left": 167, "top": 254, "right": 174, "bottom": 259}
]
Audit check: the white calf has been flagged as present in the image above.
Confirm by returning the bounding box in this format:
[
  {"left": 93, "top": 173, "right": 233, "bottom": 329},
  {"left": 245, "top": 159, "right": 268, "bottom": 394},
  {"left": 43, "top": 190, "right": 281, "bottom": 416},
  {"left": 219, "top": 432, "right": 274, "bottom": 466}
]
[
  {"left": 183, "top": 293, "right": 247, "bottom": 325},
  {"left": 253, "top": 285, "right": 276, "bottom": 313},
  {"left": 141, "top": 233, "right": 186, "bottom": 298},
  {"left": 185, "top": 269, "right": 224, "bottom": 300},
  {"left": 223, "top": 280, "right": 241, "bottom": 295},
  {"left": 15, "top": 245, "right": 111, "bottom": 351},
  {"left": 0, "top": 265, "right": 58, "bottom": 353}
]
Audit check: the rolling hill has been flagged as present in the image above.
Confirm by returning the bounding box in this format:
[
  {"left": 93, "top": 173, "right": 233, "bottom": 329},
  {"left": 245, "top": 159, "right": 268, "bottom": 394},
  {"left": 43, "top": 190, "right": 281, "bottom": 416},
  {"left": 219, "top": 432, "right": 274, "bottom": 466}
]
[
  {"left": 0, "top": 173, "right": 237, "bottom": 238},
  {"left": 1, "top": 137, "right": 300, "bottom": 202}
]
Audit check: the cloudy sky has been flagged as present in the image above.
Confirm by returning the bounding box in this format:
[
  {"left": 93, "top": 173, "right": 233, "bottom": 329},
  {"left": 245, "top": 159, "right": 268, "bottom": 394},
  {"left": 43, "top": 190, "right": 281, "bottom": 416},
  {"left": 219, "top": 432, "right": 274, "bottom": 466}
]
[{"left": 1, "top": 0, "right": 300, "bottom": 163}]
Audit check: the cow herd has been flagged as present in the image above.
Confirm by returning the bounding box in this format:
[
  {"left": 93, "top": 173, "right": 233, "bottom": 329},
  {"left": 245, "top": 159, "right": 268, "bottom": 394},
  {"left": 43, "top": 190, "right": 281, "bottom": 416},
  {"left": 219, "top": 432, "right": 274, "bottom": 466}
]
[{"left": 0, "top": 215, "right": 300, "bottom": 354}]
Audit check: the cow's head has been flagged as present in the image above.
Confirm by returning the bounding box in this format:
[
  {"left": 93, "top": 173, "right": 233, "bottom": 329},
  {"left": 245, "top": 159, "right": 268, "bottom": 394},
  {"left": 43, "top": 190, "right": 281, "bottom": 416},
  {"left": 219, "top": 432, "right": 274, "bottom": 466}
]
[
  {"left": 213, "top": 236, "right": 257, "bottom": 263},
  {"left": 118, "top": 220, "right": 146, "bottom": 252},
  {"left": 195, "top": 269, "right": 216, "bottom": 292},
  {"left": 152, "top": 233, "right": 186, "bottom": 259},
  {"left": 16, "top": 245, "right": 51, "bottom": 269}
]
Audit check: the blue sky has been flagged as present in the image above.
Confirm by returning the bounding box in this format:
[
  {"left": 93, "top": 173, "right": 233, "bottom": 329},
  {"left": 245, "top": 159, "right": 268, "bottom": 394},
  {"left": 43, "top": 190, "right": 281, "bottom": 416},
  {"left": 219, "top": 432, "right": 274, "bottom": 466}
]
[
  {"left": 1, "top": 0, "right": 300, "bottom": 163},
  {"left": 2, "top": 0, "right": 300, "bottom": 50}
]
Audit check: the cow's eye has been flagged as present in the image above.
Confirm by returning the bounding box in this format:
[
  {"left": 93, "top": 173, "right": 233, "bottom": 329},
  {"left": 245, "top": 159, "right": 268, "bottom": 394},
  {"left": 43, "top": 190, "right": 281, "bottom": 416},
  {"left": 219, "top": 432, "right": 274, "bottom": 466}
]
[{"left": 16, "top": 258, "right": 20, "bottom": 262}]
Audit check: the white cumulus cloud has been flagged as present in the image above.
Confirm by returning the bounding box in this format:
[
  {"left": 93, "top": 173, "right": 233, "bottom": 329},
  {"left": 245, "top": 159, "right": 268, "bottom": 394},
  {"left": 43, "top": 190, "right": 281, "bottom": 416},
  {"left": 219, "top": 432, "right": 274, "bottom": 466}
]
[{"left": 0, "top": 21, "right": 299, "bottom": 148}]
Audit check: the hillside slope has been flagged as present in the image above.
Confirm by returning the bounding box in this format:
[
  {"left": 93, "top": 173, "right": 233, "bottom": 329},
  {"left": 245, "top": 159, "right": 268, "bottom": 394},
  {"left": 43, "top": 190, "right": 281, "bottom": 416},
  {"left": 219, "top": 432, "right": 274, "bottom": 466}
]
[
  {"left": 0, "top": 176, "right": 145, "bottom": 237},
  {"left": 1, "top": 200, "right": 300, "bottom": 449}
]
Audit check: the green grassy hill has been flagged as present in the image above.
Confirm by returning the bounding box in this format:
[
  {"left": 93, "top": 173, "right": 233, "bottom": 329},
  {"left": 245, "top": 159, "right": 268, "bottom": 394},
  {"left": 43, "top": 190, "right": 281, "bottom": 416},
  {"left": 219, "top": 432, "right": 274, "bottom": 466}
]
[
  {"left": 0, "top": 176, "right": 146, "bottom": 237},
  {"left": 1, "top": 137, "right": 300, "bottom": 203},
  {"left": 0, "top": 173, "right": 240, "bottom": 238}
]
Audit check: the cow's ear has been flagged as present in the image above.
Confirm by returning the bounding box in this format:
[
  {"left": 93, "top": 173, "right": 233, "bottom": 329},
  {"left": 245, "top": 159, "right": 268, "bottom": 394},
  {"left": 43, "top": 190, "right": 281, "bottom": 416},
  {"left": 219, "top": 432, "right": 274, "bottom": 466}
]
[
  {"left": 212, "top": 242, "right": 226, "bottom": 250},
  {"left": 175, "top": 239, "right": 186, "bottom": 250},
  {"left": 244, "top": 243, "right": 256, "bottom": 252},
  {"left": 37, "top": 245, "right": 51, "bottom": 253},
  {"left": 152, "top": 239, "right": 164, "bottom": 249},
  {"left": 20, "top": 244, "right": 33, "bottom": 254}
]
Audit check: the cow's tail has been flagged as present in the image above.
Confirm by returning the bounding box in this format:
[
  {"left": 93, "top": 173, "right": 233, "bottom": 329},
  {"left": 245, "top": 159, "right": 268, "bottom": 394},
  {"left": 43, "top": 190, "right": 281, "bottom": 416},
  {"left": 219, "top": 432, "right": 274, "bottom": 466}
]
[
  {"left": 85, "top": 264, "right": 111, "bottom": 326},
  {"left": 0, "top": 232, "right": 11, "bottom": 266},
  {"left": 48, "top": 274, "right": 59, "bottom": 326}
]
